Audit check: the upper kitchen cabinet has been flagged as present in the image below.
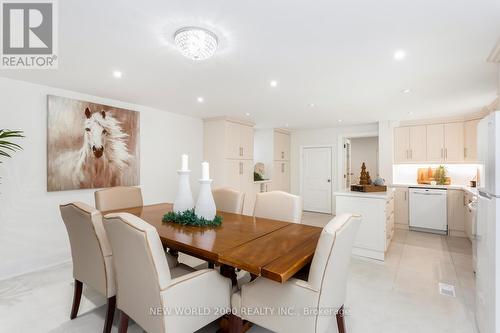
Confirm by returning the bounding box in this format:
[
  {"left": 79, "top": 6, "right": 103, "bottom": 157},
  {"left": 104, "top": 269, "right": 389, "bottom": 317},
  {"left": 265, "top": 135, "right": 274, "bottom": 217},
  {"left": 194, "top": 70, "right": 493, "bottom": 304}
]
[
  {"left": 394, "top": 126, "right": 426, "bottom": 163},
  {"left": 426, "top": 124, "right": 445, "bottom": 163},
  {"left": 426, "top": 122, "right": 464, "bottom": 163},
  {"left": 464, "top": 119, "right": 480, "bottom": 162},
  {"left": 394, "top": 117, "right": 481, "bottom": 164},
  {"left": 273, "top": 130, "right": 291, "bottom": 161},
  {"left": 444, "top": 122, "right": 465, "bottom": 163},
  {"left": 224, "top": 120, "right": 254, "bottom": 160}
]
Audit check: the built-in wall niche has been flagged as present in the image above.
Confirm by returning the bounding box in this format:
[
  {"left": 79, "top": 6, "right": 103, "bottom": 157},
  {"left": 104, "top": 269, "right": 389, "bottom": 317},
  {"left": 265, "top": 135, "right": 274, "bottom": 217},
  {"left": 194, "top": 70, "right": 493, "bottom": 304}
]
[
  {"left": 392, "top": 164, "right": 482, "bottom": 186},
  {"left": 343, "top": 136, "right": 379, "bottom": 188}
]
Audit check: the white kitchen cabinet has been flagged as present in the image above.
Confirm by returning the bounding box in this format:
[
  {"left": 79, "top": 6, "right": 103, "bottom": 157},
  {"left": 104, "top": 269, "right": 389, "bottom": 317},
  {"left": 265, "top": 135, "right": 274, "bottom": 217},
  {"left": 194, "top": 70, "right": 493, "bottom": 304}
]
[
  {"left": 444, "top": 122, "right": 464, "bottom": 163},
  {"left": 394, "top": 126, "right": 426, "bottom": 163},
  {"left": 204, "top": 117, "right": 255, "bottom": 215},
  {"left": 464, "top": 119, "right": 479, "bottom": 162},
  {"left": 272, "top": 161, "right": 290, "bottom": 192},
  {"left": 273, "top": 131, "right": 290, "bottom": 161},
  {"left": 426, "top": 124, "right": 445, "bottom": 163},
  {"left": 447, "top": 189, "right": 466, "bottom": 237},
  {"left": 225, "top": 120, "right": 253, "bottom": 160},
  {"left": 395, "top": 119, "right": 479, "bottom": 164},
  {"left": 335, "top": 189, "right": 395, "bottom": 261},
  {"left": 394, "top": 187, "right": 409, "bottom": 228}
]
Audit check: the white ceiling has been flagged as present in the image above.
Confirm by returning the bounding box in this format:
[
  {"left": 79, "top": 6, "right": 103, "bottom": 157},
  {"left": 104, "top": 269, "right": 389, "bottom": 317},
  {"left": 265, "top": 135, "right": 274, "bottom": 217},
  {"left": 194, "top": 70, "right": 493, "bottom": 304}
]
[{"left": 1, "top": 0, "right": 499, "bottom": 129}]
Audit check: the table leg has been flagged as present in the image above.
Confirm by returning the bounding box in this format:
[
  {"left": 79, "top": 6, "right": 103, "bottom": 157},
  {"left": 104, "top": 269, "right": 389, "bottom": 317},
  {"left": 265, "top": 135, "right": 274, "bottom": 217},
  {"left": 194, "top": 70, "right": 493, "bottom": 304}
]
[
  {"left": 336, "top": 305, "right": 346, "bottom": 333},
  {"left": 220, "top": 264, "right": 238, "bottom": 286}
]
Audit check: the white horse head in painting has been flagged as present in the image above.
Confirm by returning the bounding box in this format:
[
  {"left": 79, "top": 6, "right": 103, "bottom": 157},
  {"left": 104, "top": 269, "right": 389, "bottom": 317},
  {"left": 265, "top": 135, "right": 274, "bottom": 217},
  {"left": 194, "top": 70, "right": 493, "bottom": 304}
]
[{"left": 50, "top": 107, "right": 132, "bottom": 190}]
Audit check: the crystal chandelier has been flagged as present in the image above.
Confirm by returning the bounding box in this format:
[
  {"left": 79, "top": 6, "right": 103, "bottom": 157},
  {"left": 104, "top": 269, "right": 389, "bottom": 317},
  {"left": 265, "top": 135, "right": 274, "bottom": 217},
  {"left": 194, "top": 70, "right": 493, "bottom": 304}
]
[{"left": 174, "top": 27, "right": 218, "bottom": 61}]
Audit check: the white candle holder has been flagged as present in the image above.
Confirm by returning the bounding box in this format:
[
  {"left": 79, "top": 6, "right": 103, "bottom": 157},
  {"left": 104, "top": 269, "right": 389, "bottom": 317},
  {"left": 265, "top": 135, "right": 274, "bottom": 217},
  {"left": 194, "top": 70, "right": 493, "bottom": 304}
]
[
  {"left": 173, "top": 170, "right": 194, "bottom": 213},
  {"left": 195, "top": 179, "right": 216, "bottom": 221}
]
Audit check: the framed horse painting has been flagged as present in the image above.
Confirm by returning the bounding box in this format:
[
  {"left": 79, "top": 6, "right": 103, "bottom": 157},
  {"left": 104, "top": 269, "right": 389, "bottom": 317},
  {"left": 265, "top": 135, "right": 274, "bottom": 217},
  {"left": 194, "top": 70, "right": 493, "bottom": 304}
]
[{"left": 47, "top": 95, "right": 140, "bottom": 191}]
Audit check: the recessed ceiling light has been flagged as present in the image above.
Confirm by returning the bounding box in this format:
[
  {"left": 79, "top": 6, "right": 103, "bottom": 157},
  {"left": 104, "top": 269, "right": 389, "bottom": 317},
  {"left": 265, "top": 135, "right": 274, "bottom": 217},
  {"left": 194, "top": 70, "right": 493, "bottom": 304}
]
[
  {"left": 270, "top": 80, "right": 278, "bottom": 87},
  {"left": 285, "top": 123, "right": 289, "bottom": 127},
  {"left": 197, "top": 97, "right": 204, "bottom": 103},
  {"left": 174, "top": 27, "right": 218, "bottom": 61},
  {"left": 309, "top": 103, "right": 315, "bottom": 108},
  {"left": 394, "top": 50, "right": 406, "bottom": 61},
  {"left": 408, "top": 111, "right": 414, "bottom": 115},
  {"left": 402, "top": 88, "right": 411, "bottom": 94},
  {"left": 112, "top": 70, "right": 122, "bottom": 78},
  {"left": 245, "top": 112, "right": 251, "bottom": 116},
  {"left": 338, "top": 119, "right": 343, "bottom": 123}
]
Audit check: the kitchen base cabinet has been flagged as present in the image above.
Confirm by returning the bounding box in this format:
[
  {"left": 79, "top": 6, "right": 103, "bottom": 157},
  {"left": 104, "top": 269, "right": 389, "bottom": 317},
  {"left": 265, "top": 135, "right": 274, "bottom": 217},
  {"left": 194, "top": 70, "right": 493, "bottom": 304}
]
[
  {"left": 335, "top": 190, "right": 395, "bottom": 261},
  {"left": 394, "top": 187, "right": 409, "bottom": 229},
  {"left": 447, "top": 189, "right": 466, "bottom": 237}
]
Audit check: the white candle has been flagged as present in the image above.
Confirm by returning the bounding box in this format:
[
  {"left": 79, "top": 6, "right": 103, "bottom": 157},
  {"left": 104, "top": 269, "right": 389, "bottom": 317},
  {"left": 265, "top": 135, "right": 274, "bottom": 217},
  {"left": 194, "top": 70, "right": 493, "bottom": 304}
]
[
  {"left": 201, "top": 161, "right": 210, "bottom": 180},
  {"left": 181, "top": 154, "right": 188, "bottom": 171}
]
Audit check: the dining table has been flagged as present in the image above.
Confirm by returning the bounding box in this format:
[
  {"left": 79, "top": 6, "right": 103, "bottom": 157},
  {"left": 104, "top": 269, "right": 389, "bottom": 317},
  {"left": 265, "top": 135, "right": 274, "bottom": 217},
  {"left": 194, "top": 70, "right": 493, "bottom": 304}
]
[{"left": 103, "top": 202, "right": 323, "bottom": 332}]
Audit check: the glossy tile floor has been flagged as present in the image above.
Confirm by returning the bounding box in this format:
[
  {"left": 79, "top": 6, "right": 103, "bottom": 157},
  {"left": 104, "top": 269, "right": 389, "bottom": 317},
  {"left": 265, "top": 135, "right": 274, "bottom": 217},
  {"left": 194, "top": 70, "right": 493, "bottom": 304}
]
[{"left": 0, "top": 214, "right": 476, "bottom": 333}]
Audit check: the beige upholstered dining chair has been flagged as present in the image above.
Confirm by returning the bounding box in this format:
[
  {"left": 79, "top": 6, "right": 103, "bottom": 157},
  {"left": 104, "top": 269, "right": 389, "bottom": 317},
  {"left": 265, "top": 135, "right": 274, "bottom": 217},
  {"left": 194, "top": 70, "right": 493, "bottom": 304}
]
[
  {"left": 94, "top": 186, "right": 143, "bottom": 211},
  {"left": 212, "top": 187, "right": 245, "bottom": 214},
  {"left": 253, "top": 191, "right": 303, "bottom": 223},
  {"left": 231, "top": 213, "right": 361, "bottom": 333},
  {"left": 103, "top": 212, "right": 232, "bottom": 333},
  {"left": 59, "top": 202, "right": 116, "bottom": 333}
]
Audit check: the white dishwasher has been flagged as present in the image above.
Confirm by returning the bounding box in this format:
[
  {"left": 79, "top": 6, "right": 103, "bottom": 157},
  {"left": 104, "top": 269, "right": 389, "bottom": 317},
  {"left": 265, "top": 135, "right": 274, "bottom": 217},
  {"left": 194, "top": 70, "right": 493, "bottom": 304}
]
[{"left": 409, "top": 187, "right": 448, "bottom": 235}]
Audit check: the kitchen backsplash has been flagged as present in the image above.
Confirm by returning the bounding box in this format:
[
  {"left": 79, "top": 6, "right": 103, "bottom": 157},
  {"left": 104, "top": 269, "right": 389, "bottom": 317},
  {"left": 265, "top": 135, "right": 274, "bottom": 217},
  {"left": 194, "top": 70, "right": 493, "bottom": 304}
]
[{"left": 392, "top": 164, "right": 482, "bottom": 186}]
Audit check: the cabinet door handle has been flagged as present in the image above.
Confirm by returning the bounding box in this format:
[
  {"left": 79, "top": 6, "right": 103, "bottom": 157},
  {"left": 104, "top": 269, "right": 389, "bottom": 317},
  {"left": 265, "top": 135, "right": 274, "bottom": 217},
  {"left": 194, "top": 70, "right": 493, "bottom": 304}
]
[
  {"left": 281, "top": 151, "right": 284, "bottom": 159},
  {"left": 239, "top": 162, "right": 243, "bottom": 175},
  {"left": 441, "top": 148, "right": 443, "bottom": 158},
  {"left": 445, "top": 148, "right": 448, "bottom": 159},
  {"left": 281, "top": 163, "right": 285, "bottom": 173},
  {"left": 464, "top": 148, "right": 467, "bottom": 158},
  {"left": 404, "top": 191, "right": 407, "bottom": 201},
  {"left": 239, "top": 147, "right": 243, "bottom": 157}
]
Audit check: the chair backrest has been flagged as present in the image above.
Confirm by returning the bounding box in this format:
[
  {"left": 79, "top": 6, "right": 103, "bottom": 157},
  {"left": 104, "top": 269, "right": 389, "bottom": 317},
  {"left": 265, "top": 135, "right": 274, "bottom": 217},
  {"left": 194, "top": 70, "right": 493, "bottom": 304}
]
[
  {"left": 59, "top": 202, "right": 114, "bottom": 297},
  {"left": 213, "top": 187, "right": 245, "bottom": 214},
  {"left": 103, "top": 213, "right": 171, "bottom": 333},
  {"left": 253, "top": 191, "right": 303, "bottom": 223},
  {"left": 94, "top": 186, "right": 143, "bottom": 211},
  {"left": 307, "top": 213, "right": 361, "bottom": 332}
]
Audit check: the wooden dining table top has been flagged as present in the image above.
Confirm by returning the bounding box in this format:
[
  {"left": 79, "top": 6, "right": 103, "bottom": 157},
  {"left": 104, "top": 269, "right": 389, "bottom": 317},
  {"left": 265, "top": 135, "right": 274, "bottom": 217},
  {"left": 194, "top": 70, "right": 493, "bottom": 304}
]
[{"left": 103, "top": 203, "right": 323, "bottom": 283}]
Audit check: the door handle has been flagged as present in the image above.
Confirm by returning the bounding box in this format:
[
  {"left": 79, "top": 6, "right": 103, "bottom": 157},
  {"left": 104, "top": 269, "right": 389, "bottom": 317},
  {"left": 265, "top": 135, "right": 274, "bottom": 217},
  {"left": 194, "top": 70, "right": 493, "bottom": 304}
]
[{"left": 327, "top": 179, "right": 331, "bottom": 183}]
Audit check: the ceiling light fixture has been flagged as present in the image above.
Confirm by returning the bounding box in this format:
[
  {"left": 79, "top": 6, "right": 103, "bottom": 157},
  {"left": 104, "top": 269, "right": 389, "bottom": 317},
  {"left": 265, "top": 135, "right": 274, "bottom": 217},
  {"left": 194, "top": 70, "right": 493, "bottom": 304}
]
[
  {"left": 402, "top": 88, "right": 411, "bottom": 94},
  {"left": 408, "top": 111, "right": 414, "bottom": 115},
  {"left": 245, "top": 112, "right": 251, "bottom": 116},
  {"left": 197, "top": 97, "right": 204, "bottom": 103},
  {"left": 309, "top": 103, "right": 315, "bottom": 108},
  {"left": 393, "top": 50, "right": 406, "bottom": 61},
  {"left": 338, "top": 119, "right": 343, "bottom": 123},
  {"left": 270, "top": 80, "right": 278, "bottom": 87},
  {"left": 112, "top": 70, "right": 122, "bottom": 78},
  {"left": 285, "top": 123, "right": 289, "bottom": 127},
  {"left": 174, "top": 27, "right": 218, "bottom": 61}
]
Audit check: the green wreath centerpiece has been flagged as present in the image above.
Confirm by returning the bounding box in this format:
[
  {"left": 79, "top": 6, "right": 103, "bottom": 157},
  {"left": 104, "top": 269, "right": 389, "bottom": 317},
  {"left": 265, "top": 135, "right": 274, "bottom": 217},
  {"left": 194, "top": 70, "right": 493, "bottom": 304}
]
[{"left": 162, "top": 209, "right": 222, "bottom": 227}]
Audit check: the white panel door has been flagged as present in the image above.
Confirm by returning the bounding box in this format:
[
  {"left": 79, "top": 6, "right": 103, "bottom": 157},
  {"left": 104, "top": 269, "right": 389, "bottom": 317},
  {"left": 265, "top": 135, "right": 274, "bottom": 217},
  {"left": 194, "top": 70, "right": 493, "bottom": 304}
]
[
  {"left": 394, "top": 127, "right": 410, "bottom": 163},
  {"left": 302, "top": 147, "right": 332, "bottom": 213},
  {"left": 444, "top": 122, "right": 465, "bottom": 162},
  {"left": 426, "top": 124, "right": 445, "bottom": 163}
]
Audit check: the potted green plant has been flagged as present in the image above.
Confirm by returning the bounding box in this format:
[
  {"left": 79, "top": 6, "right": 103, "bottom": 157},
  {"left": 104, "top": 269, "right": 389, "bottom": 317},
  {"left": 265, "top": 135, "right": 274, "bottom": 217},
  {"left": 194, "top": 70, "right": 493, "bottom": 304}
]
[{"left": 0, "top": 129, "right": 24, "bottom": 163}]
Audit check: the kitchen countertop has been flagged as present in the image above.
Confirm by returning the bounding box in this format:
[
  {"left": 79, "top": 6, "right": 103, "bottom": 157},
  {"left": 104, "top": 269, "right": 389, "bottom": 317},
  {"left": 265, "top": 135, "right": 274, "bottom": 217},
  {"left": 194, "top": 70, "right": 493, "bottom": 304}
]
[
  {"left": 391, "top": 183, "right": 478, "bottom": 195},
  {"left": 334, "top": 189, "right": 394, "bottom": 200}
]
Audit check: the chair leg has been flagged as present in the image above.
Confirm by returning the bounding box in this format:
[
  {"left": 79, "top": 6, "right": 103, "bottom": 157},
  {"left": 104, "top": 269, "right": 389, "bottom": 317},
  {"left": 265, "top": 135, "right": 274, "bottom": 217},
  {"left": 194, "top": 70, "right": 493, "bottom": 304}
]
[
  {"left": 70, "top": 279, "right": 83, "bottom": 319},
  {"left": 336, "top": 305, "right": 346, "bottom": 333},
  {"left": 118, "top": 311, "right": 129, "bottom": 333},
  {"left": 103, "top": 296, "right": 116, "bottom": 333}
]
